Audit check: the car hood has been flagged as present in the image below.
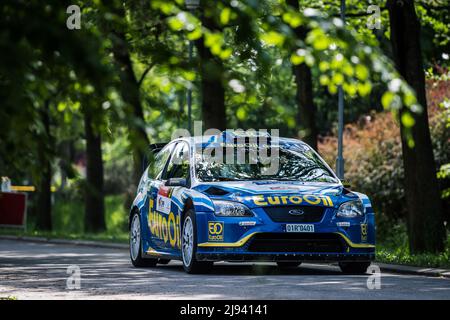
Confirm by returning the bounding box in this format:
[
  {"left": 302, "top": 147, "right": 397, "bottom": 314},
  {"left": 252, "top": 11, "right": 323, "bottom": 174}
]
[{"left": 193, "top": 180, "right": 358, "bottom": 209}]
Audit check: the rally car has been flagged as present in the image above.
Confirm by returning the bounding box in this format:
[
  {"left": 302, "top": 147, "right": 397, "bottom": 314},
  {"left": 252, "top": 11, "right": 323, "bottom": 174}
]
[{"left": 129, "top": 131, "right": 375, "bottom": 274}]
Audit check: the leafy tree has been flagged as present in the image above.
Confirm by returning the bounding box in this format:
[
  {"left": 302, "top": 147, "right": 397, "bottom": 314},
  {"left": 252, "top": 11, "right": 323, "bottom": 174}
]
[
  {"left": 0, "top": 0, "right": 111, "bottom": 231},
  {"left": 288, "top": 0, "right": 318, "bottom": 150},
  {"left": 387, "top": 0, "right": 445, "bottom": 253}
]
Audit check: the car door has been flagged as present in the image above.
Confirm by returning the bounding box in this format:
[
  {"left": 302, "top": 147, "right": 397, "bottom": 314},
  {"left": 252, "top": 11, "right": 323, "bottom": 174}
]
[
  {"left": 142, "top": 142, "right": 176, "bottom": 254},
  {"left": 151, "top": 141, "right": 190, "bottom": 253}
]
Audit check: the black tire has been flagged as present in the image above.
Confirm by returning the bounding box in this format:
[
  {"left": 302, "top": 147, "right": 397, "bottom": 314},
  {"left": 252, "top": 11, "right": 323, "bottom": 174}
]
[
  {"left": 181, "top": 209, "right": 213, "bottom": 274},
  {"left": 339, "top": 262, "right": 370, "bottom": 274},
  {"left": 276, "top": 261, "right": 302, "bottom": 268},
  {"left": 130, "top": 211, "right": 158, "bottom": 268},
  {"left": 158, "top": 259, "right": 171, "bottom": 265}
]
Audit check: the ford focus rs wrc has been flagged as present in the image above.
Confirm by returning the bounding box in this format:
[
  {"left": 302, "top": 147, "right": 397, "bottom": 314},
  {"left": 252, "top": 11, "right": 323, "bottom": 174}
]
[{"left": 129, "top": 132, "right": 375, "bottom": 274}]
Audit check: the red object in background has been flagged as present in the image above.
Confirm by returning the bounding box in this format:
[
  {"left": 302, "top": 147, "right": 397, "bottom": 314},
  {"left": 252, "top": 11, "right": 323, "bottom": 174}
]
[{"left": 0, "top": 192, "right": 27, "bottom": 227}]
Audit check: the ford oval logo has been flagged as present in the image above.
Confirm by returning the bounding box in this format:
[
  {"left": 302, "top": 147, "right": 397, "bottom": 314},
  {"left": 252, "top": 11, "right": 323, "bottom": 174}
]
[{"left": 288, "top": 209, "right": 304, "bottom": 216}]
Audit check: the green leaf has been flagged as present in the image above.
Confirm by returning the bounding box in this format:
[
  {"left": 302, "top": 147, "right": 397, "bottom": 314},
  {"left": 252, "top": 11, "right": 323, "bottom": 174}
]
[
  {"left": 319, "top": 61, "right": 329, "bottom": 72},
  {"left": 343, "top": 82, "right": 357, "bottom": 96},
  {"left": 319, "top": 75, "right": 330, "bottom": 85},
  {"left": 219, "top": 48, "right": 232, "bottom": 60},
  {"left": 282, "top": 12, "right": 302, "bottom": 28},
  {"left": 220, "top": 8, "right": 231, "bottom": 25},
  {"left": 381, "top": 91, "right": 394, "bottom": 109},
  {"left": 355, "top": 64, "right": 369, "bottom": 81},
  {"left": 290, "top": 53, "right": 304, "bottom": 65},
  {"left": 168, "top": 17, "right": 183, "bottom": 31},
  {"left": 332, "top": 73, "right": 344, "bottom": 85},
  {"left": 260, "top": 31, "right": 285, "bottom": 46},
  {"left": 403, "top": 91, "right": 417, "bottom": 107},
  {"left": 357, "top": 81, "right": 372, "bottom": 97},
  {"left": 328, "top": 83, "right": 338, "bottom": 94},
  {"left": 312, "top": 35, "right": 331, "bottom": 51},
  {"left": 401, "top": 112, "right": 415, "bottom": 128},
  {"left": 187, "top": 28, "right": 202, "bottom": 40},
  {"left": 237, "top": 107, "right": 247, "bottom": 120}
]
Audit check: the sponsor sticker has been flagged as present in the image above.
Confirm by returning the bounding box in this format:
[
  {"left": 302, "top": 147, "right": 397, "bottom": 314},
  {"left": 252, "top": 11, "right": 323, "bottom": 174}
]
[
  {"left": 208, "top": 221, "right": 224, "bottom": 242},
  {"left": 156, "top": 194, "right": 171, "bottom": 214},
  {"left": 361, "top": 223, "right": 368, "bottom": 242},
  {"left": 239, "top": 221, "right": 256, "bottom": 227},
  {"left": 148, "top": 199, "right": 181, "bottom": 248},
  {"left": 252, "top": 195, "right": 334, "bottom": 207}
]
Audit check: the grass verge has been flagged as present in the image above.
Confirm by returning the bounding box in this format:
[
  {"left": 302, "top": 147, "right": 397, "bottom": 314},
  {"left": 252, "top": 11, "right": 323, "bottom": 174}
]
[{"left": 375, "top": 224, "right": 450, "bottom": 269}]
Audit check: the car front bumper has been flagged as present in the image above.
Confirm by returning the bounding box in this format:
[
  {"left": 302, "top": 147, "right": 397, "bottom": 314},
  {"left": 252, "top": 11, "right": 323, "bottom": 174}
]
[
  {"left": 196, "top": 252, "right": 375, "bottom": 262},
  {"left": 195, "top": 208, "right": 376, "bottom": 263}
]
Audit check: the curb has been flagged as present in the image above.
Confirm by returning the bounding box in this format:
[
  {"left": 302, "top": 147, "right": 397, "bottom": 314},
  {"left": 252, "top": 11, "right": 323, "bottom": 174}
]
[
  {"left": 377, "top": 262, "right": 450, "bottom": 279},
  {"left": 1, "top": 235, "right": 449, "bottom": 278},
  {"left": 0, "top": 235, "right": 127, "bottom": 249}
]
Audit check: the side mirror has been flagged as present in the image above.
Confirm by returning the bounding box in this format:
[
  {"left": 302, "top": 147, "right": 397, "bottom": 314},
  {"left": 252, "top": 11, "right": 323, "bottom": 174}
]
[
  {"left": 340, "top": 179, "right": 351, "bottom": 189},
  {"left": 165, "top": 178, "right": 188, "bottom": 187}
]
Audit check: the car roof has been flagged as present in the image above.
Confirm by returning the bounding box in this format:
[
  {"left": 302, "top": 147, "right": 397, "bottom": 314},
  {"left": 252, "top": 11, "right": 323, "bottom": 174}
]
[{"left": 173, "top": 135, "right": 308, "bottom": 147}]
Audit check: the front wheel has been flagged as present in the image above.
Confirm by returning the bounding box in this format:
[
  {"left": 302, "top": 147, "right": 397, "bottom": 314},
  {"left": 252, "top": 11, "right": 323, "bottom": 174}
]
[
  {"left": 181, "top": 209, "right": 213, "bottom": 274},
  {"left": 339, "top": 262, "right": 370, "bottom": 274},
  {"left": 130, "top": 211, "right": 157, "bottom": 267}
]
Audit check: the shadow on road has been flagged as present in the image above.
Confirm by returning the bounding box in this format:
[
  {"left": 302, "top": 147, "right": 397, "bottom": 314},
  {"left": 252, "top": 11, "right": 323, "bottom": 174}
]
[
  {"left": 2, "top": 240, "right": 450, "bottom": 299},
  {"left": 158, "top": 263, "right": 345, "bottom": 276}
]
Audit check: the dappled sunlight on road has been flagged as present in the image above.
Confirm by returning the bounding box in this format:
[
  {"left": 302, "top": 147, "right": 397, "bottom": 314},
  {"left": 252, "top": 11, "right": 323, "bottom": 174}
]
[{"left": 1, "top": 240, "right": 449, "bottom": 300}]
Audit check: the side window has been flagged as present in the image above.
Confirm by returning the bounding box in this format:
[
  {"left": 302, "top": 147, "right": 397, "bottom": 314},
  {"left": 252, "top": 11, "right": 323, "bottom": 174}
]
[
  {"left": 148, "top": 143, "right": 175, "bottom": 180},
  {"left": 164, "top": 142, "right": 190, "bottom": 180}
]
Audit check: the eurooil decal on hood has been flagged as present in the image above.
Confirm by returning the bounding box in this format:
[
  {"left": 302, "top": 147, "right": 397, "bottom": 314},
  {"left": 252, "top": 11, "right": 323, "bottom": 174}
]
[{"left": 193, "top": 181, "right": 359, "bottom": 209}]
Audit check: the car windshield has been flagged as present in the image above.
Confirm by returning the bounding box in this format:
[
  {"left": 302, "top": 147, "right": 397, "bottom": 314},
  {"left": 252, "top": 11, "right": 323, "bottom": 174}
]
[{"left": 194, "top": 141, "right": 338, "bottom": 183}]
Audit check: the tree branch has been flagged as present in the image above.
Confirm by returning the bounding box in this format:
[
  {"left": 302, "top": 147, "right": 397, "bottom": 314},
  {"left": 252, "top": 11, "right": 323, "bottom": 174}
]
[{"left": 137, "top": 62, "right": 156, "bottom": 88}]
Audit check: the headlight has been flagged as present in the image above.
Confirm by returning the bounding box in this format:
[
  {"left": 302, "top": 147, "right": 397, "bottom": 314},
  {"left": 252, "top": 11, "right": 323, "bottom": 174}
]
[
  {"left": 213, "top": 200, "right": 253, "bottom": 217},
  {"left": 336, "top": 200, "right": 365, "bottom": 218}
]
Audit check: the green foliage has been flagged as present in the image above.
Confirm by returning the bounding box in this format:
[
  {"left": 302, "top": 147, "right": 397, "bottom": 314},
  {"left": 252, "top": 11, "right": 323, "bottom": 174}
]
[
  {"left": 0, "top": 296, "right": 18, "bottom": 300},
  {"left": 437, "top": 97, "right": 450, "bottom": 199},
  {"left": 320, "top": 78, "right": 450, "bottom": 224},
  {"left": 41, "top": 194, "right": 127, "bottom": 236},
  {"left": 1, "top": 0, "right": 449, "bottom": 243},
  {"left": 377, "top": 222, "right": 450, "bottom": 268}
]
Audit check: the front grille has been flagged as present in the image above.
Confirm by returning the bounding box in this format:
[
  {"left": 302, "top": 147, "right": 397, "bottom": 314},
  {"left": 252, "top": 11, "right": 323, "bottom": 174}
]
[
  {"left": 263, "top": 205, "right": 326, "bottom": 223},
  {"left": 248, "top": 233, "right": 344, "bottom": 253}
]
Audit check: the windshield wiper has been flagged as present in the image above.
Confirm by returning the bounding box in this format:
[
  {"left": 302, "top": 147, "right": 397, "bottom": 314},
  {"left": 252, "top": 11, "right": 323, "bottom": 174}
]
[
  {"left": 265, "top": 178, "right": 300, "bottom": 182},
  {"left": 212, "top": 176, "right": 240, "bottom": 181}
]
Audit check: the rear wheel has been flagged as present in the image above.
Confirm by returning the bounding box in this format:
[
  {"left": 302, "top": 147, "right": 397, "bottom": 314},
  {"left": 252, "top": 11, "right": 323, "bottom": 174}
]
[
  {"left": 339, "top": 262, "right": 370, "bottom": 274},
  {"left": 276, "top": 261, "right": 302, "bottom": 268},
  {"left": 181, "top": 209, "right": 213, "bottom": 274},
  {"left": 130, "top": 212, "right": 157, "bottom": 267}
]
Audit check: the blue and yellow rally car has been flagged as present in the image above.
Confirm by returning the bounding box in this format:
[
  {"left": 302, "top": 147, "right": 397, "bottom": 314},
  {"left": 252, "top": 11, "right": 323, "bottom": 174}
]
[{"left": 129, "top": 131, "right": 375, "bottom": 274}]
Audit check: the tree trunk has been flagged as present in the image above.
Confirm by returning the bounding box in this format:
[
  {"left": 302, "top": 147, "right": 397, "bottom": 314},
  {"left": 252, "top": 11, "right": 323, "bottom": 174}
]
[
  {"left": 288, "top": 0, "right": 318, "bottom": 150},
  {"left": 35, "top": 101, "right": 52, "bottom": 230},
  {"left": 84, "top": 111, "right": 106, "bottom": 233},
  {"left": 106, "top": 0, "right": 150, "bottom": 190},
  {"left": 110, "top": 31, "right": 150, "bottom": 186},
  {"left": 293, "top": 60, "right": 318, "bottom": 150},
  {"left": 196, "top": 14, "right": 226, "bottom": 131},
  {"left": 387, "top": 0, "right": 445, "bottom": 253}
]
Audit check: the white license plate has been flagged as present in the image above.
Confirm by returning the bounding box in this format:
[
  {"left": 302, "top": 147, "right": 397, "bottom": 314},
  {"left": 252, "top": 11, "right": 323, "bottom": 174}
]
[{"left": 285, "top": 224, "right": 315, "bottom": 233}]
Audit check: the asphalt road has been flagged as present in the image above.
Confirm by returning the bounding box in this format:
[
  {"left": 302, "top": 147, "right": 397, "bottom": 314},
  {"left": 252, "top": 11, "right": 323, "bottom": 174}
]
[{"left": 1, "top": 239, "right": 449, "bottom": 300}]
